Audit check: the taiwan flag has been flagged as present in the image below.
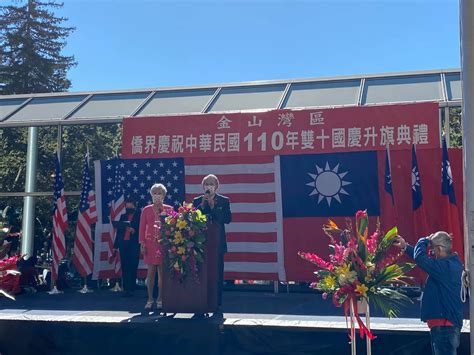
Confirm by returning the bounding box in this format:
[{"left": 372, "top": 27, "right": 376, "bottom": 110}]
[
  {"left": 280, "top": 151, "right": 380, "bottom": 280},
  {"left": 412, "top": 144, "right": 429, "bottom": 240},
  {"left": 441, "top": 137, "right": 464, "bottom": 262},
  {"left": 380, "top": 145, "right": 398, "bottom": 230}
]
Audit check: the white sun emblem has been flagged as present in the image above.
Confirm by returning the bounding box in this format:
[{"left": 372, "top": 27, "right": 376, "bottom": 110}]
[
  {"left": 443, "top": 161, "right": 454, "bottom": 185},
  {"left": 306, "top": 162, "right": 352, "bottom": 206},
  {"left": 411, "top": 167, "right": 420, "bottom": 191}
]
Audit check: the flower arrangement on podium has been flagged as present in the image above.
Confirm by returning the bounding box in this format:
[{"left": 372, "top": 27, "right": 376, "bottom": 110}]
[
  {"left": 159, "top": 203, "right": 208, "bottom": 282},
  {"left": 299, "top": 210, "right": 415, "bottom": 341}
]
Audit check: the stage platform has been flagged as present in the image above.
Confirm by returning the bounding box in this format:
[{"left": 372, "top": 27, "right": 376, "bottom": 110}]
[{"left": 0, "top": 288, "right": 470, "bottom": 355}]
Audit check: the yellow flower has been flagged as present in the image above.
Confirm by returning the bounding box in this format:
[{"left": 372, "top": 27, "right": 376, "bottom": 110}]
[
  {"left": 177, "top": 219, "right": 187, "bottom": 229},
  {"left": 335, "top": 264, "right": 351, "bottom": 276},
  {"left": 177, "top": 246, "right": 186, "bottom": 255},
  {"left": 355, "top": 283, "right": 369, "bottom": 297},
  {"left": 322, "top": 276, "right": 337, "bottom": 289},
  {"left": 335, "top": 264, "right": 357, "bottom": 285},
  {"left": 174, "top": 231, "right": 183, "bottom": 244}
]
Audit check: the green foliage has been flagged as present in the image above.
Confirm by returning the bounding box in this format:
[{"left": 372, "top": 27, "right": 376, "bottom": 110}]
[
  {"left": 0, "top": 124, "right": 122, "bottom": 259},
  {"left": 448, "top": 107, "right": 462, "bottom": 148},
  {"left": 371, "top": 288, "right": 413, "bottom": 318},
  {"left": 0, "top": 127, "right": 27, "bottom": 192},
  {"left": 0, "top": 0, "right": 76, "bottom": 94}
]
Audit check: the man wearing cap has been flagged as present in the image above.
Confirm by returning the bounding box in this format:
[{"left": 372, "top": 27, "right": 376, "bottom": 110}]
[{"left": 395, "top": 231, "right": 463, "bottom": 355}]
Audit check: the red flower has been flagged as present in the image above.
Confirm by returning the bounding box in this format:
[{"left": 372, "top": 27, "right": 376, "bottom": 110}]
[
  {"left": 356, "top": 210, "right": 367, "bottom": 219},
  {"left": 298, "top": 252, "right": 334, "bottom": 271}
]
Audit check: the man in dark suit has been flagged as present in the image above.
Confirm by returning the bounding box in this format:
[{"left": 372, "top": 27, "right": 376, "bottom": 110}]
[
  {"left": 113, "top": 199, "right": 141, "bottom": 297},
  {"left": 193, "top": 174, "right": 232, "bottom": 311}
]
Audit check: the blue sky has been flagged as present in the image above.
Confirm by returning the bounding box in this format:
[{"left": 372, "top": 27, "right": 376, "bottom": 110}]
[{"left": 53, "top": 0, "right": 460, "bottom": 92}]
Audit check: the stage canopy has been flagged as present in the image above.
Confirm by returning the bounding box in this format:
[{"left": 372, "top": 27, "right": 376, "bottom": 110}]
[{"left": 0, "top": 68, "right": 461, "bottom": 128}]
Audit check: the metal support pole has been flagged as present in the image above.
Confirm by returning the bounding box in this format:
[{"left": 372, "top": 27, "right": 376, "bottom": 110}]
[
  {"left": 21, "top": 127, "right": 38, "bottom": 258},
  {"left": 460, "top": 0, "right": 474, "bottom": 349},
  {"left": 444, "top": 107, "right": 450, "bottom": 147}
]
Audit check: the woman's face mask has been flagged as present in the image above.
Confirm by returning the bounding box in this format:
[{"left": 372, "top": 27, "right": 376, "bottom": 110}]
[{"left": 151, "top": 192, "right": 165, "bottom": 204}]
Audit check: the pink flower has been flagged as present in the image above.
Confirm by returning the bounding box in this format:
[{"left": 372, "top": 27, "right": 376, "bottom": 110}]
[
  {"left": 329, "top": 243, "right": 347, "bottom": 265},
  {"left": 322, "top": 292, "right": 328, "bottom": 300},
  {"left": 366, "top": 232, "right": 379, "bottom": 254},
  {"left": 298, "top": 252, "right": 334, "bottom": 271},
  {"left": 356, "top": 210, "right": 367, "bottom": 219}
]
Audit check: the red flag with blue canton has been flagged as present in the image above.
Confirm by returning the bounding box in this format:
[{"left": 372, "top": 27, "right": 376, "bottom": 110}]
[
  {"left": 411, "top": 144, "right": 429, "bottom": 240},
  {"left": 384, "top": 147, "right": 394, "bottom": 206},
  {"left": 441, "top": 137, "right": 464, "bottom": 262},
  {"left": 280, "top": 151, "right": 381, "bottom": 280},
  {"left": 381, "top": 145, "right": 398, "bottom": 230}
]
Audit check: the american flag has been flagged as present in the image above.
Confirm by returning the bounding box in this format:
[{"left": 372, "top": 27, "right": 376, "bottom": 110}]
[
  {"left": 72, "top": 153, "right": 97, "bottom": 277},
  {"left": 51, "top": 153, "right": 68, "bottom": 282},
  {"left": 109, "top": 159, "right": 126, "bottom": 276},
  {"left": 92, "top": 156, "right": 285, "bottom": 281}
]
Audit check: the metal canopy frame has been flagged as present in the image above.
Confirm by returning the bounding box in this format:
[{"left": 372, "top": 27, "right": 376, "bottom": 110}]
[
  {"left": 0, "top": 68, "right": 463, "bottom": 261},
  {"left": 0, "top": 68, "right": 462, "bottom": 128}
]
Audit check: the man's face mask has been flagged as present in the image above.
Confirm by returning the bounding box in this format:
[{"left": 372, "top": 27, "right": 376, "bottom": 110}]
[
  {"left": 204, "top": 184, "right": 216, "bottom": 195},
  {"left": 125, "top": 208, "right": 135, "bottom": 214}
]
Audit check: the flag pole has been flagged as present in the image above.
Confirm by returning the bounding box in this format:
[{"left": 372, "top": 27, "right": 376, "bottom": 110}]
[
  {"left": 385, "top": 142, "right": 398, "bottom": 220},
  {"left": 49, "top": 151, "right": 67, "bottom": 295},
  {"left": 460, "top": 0, "right": 474, "bottom": 347},
  {"left": 48, "top": 279, "right": 62, "bottom": 295},
  {"left": 79, "top": 277, "right": 93, "bottom": 293},
  {"left": 82, "top": 147, "right": 92, "bottom": 294},
  {"left": 111, "top": 278, "right": 122, "bottom": 292}
]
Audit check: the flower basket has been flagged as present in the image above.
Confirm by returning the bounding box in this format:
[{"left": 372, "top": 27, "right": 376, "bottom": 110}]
[
  {"left": 299, "top": 210, "right": 415, "bottom": 350},
  {"left": 159, "top": 203, "right": 208, "bottom": 282}
]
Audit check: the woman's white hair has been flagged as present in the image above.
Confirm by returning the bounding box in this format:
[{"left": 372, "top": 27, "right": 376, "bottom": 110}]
[
  {"left": 150, "top": 183, "right": 167, "bottom": 195},
  {"left": 202, "top": 174, "right": 219, "bottom": 186}
]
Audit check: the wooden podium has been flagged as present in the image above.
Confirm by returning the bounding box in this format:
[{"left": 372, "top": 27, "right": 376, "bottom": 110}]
[{"left": 161, "top": 221, "right": 219, "bottom": 313}]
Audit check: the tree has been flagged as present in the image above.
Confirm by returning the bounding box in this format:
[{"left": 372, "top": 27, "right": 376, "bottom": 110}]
[
  {"left": 448, "top": 107, "right": 462, "bottom": 148},
  {"left": 0, "top": 0, "right": 76, "bottom": 94},
  {"left": 0, "top": 0, "right": 79, "bottom": 261}
]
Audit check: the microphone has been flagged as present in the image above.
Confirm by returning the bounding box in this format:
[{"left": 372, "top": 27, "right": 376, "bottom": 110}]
[{"left": 203, "top": 190, "right": 211, "bottom": 206}]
